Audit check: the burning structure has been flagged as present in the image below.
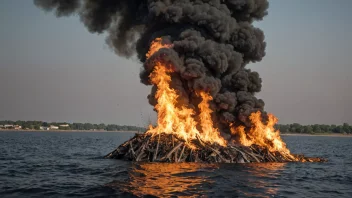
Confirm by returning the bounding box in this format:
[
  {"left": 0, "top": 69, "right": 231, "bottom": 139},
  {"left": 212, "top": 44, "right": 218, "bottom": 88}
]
[{"left": 35, "top": 0, "right": 324, "bottom": 163}]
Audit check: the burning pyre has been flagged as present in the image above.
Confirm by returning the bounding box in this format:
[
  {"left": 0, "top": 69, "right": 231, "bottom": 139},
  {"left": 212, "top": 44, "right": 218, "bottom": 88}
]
[
  {"left": 34, "top": 0, "right": 325, "bottom": 163},
  {"left": 105, "top": 38, "right": 324, "bottom": 163}
]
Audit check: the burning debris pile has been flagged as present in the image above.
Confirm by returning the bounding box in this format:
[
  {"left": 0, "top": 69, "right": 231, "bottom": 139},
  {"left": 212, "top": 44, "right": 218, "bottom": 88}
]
[
  {"left": 105, "top": 133, "right": 325, "bottom": 163},
  {"left": 35, "top": 0, "right": 325, "bottom": 163}
]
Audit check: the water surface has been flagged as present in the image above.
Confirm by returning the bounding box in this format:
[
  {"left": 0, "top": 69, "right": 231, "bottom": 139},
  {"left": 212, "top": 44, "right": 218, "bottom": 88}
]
[{"left": 0, "top": 131, "right": 351, "bottom": 197}]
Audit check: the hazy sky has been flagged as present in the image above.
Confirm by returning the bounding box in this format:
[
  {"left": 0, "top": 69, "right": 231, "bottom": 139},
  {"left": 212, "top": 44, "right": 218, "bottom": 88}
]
[{"left": 0, "top": 0, "right": 351, "bottom": 126}]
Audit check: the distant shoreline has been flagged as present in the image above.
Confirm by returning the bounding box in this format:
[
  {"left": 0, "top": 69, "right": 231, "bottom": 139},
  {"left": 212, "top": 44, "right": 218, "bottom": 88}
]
[
  {"left": 0, "top": 129, "right": 142, "bottom": 133},
  {"left": 1, "top": 130, "right": 351, "bottom": 137},
  {"left": 281, "top": 133, "right": 352, "bottom": 137}
]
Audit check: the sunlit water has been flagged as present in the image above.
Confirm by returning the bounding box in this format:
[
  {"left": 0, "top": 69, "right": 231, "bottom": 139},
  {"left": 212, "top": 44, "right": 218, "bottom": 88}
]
[{"left": 0, "top": 131, "right": 351, "bottom": 197}]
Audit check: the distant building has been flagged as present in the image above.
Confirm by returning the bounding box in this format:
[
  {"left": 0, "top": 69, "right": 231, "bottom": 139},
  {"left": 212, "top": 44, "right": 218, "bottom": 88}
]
[
  {"left": 14, "top": 125, "right": 22, "bottom": 130},
  {"left": 59, "top": 124, "right": 69, "bottom": 127},
  {"left": 50, "top": 125, "right": 59, "bottom": 130},
  {"left": 40, "top": 126, "right": 50, "bottom": 130},
  {"left": 0, "top": 125, "right": 21, "bottom": 129},
  {"left": 4, "top": 124, "right": 14, "bottom": 129}
]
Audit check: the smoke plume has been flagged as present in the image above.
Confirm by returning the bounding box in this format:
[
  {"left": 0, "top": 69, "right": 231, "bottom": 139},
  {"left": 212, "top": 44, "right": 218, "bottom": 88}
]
[{"left": 34, "top": 0, "right": 269, "bottom": 139}]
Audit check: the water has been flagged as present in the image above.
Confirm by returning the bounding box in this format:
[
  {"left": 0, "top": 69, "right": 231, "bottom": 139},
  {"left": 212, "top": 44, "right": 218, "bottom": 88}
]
[{"left": 0, "top": 131, "right": 351, "bottom": 198}]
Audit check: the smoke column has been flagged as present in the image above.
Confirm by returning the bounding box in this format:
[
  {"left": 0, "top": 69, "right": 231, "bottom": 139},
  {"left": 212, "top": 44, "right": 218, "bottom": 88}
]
[{"left": 34, "top": 0, "right": 269, "bottom": 140}]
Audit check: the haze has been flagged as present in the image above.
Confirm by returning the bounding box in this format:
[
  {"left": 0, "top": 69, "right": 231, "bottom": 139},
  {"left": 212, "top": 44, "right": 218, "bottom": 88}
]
[{"left": 0, "top": 0, "right": 351, "bottom": 126}]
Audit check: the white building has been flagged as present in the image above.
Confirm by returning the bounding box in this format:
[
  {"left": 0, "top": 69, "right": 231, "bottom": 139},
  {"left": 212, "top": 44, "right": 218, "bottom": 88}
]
[
  {"left": 14, "top": 125, "right": 22, "bottom": 130},
  {"left": 50, "top": 125, "right": 59, "bottom": 130},
  {"left": 40, "top": 126, "right": 50, "bottom": 130},
  {"left": 59, "top": 124, "right": 69, "bottom": 127},
  {"left": 4, "top": 124, "right": 14, "bottom": 128}
]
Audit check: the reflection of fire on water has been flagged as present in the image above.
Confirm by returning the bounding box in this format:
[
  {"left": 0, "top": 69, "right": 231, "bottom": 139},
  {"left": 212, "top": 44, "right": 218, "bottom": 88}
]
[
  {"left": 106, "top": 162, "right": 287, "bottom": 197},
  {"left": 234, "top": 163, "right": 286, "bottom": 197},
  {"left": 107, "top": 163, "right": 218, "bottom": 197}
]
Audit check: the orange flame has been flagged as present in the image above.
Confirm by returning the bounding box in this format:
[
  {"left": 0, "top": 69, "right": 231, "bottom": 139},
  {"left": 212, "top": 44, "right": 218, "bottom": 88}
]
[
  {"left": 198, "top": 91, "right": 226, "bottom": 146},
  {"left": 146, "top": 38, "right": 173, "bottom": 59},
  {"left": 146, "top": 38, "right": 226, "bottom": 146},
  {"left": 145, "top": 37, "right": 291, "bottom": 155},
  {"left": 231, "top": 112, "right": 291, "bottom": 154}
]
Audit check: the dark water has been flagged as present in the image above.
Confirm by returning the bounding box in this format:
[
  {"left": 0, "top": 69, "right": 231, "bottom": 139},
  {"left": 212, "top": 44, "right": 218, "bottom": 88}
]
[{"left": 0, "top": 132, "right": 351, "bottom": 198}]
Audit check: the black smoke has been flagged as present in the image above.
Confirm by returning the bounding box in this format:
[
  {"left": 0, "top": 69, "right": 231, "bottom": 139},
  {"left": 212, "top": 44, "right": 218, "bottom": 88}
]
[{"left": 34, "top": 0, "right": 269, "bottom": 139}]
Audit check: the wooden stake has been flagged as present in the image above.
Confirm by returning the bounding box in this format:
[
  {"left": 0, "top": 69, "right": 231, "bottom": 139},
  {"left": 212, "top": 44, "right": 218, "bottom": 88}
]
[
  {"left": 161, "top": 142, "right": 183, "bottom": 161},
  {"left": 178, "top": 144, "right": 186, "bottom": 162},
  {"left": 129, "top": 141, "right": 136, "bottom": 159},
  {"left": 153, "top": 134, "right": 161, "bottom": 161}
]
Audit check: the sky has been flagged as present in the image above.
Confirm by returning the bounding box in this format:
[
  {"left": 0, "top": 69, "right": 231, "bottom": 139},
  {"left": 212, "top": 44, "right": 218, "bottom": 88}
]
[{"left": 0, "top": 0, "right": 351, "bottom": 126}]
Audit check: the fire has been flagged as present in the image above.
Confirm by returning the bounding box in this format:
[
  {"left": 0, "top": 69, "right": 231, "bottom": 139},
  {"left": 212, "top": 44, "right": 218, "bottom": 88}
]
[
  {"left": 146, "top": 38, "right": 172, "bottom": 59},
  {"left": 198, "top": 91, "right": 226, "bottom": 146},
  {"left": 147, "top": 63, "right": 199, "bottom": 143},
  {"left": 231, "top": 112, "right": 291, "bottom": 154},
  {"left": 146, "top": 38, "right": 226, "bottom": 146},
  {"left": 145, "top": 37, "right": 290, "bottom": 155}
]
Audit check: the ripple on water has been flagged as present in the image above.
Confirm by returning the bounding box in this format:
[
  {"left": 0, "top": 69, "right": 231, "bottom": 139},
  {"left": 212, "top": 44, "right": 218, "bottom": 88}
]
[{"left": 0, "top": 132, "right": 352, "bottom": 197}]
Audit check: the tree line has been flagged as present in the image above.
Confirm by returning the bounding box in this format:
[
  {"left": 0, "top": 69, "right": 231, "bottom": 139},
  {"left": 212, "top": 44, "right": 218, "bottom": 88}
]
[
  {"left": 0, "top": 120, "right": 146, "bottom": 132},
  {"left": 275, "top": 123, "right": 352, "bottom": 134},
  {"left": 1, "top": 120, "right": 351, "bottom": 134}
]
